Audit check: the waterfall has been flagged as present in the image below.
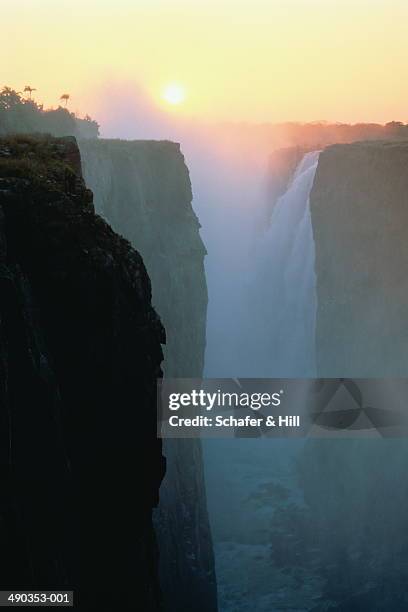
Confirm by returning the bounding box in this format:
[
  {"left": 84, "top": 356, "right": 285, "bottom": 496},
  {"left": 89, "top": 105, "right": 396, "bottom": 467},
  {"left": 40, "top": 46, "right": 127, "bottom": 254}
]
[
  {"left": 203, "top": 151, "right": 322, "bottom": 611},
  {"left": 244, "top": 150, "right": 320, "bottom": 376}
]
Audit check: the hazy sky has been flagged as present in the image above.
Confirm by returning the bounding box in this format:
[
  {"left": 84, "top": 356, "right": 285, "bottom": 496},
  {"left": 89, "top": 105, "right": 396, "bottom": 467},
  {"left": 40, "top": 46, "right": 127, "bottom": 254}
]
[{"left": 3, "top": 0, "right": 408, "bottom": 124}]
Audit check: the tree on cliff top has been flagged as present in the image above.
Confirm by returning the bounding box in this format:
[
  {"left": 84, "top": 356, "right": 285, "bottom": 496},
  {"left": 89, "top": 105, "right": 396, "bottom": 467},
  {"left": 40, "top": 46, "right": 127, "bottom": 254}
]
[
  {"left": 24, "top": 85, "right": 37, "bottom": 99},
  {"left": 60, "top": 93, "right": 70, "bottom": 107},
  {"left": 0, "top": 87, "right": 22, "bottom": 110}
]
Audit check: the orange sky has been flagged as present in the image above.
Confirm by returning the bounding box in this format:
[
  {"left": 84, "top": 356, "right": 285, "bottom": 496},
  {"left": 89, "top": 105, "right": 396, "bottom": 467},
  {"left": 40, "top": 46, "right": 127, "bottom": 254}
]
[{"left": 3, "top": 0, "right": 408, "bottom": 125}]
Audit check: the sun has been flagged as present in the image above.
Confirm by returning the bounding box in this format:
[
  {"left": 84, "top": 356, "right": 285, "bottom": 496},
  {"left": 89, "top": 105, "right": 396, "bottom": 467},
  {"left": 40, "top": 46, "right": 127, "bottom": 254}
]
[{"left": 162, "top": 83, "right": 186, "bottom": 106}]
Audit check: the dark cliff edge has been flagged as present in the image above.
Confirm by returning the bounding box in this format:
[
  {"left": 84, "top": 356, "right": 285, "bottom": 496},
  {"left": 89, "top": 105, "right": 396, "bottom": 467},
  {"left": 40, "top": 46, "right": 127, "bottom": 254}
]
[
  {"left": 79, "top": 139, "right": 217, "bottom": 612},
  {"left": 0, "top": 135, "right": 165, "bottom": 610},
  {"left": 300, "top": 140, "right": 408, "bottom": 610}
]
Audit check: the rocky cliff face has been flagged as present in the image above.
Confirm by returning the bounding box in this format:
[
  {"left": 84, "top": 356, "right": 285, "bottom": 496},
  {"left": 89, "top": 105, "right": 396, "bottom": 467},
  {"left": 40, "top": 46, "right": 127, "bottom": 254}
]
[
  {"left": 310, "top": 141, "right": 408, "bottom": 376},
  {"left": 79, "top": 140, "right": 207, "bottom": 376},
  {"left": 79, "top": 139, "right": 217, "bottom": 612},
  {"left": 0, "top": 135, "right": 165, "bottom": 610},
  {"left": 301, "top": 141, "right": 408, "bottom": 610}
]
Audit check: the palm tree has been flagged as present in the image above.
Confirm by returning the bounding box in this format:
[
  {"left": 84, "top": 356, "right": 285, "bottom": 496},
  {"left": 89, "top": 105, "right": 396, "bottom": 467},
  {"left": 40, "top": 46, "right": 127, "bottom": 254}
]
[
  {"left": 0, "top": 87, "right": 23, "bottom": 110},
  {"left": 24, "top": 85, "right": 36, "bottom": 99},
  {"left": 60, "top": 93, "right": 70, "bottom": 107}
]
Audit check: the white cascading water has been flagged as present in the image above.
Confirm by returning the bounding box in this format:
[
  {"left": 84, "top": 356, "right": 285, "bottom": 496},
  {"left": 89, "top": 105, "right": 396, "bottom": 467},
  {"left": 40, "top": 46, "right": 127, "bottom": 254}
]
[
  {"left": 203, "top": 151, "right": 322, "bottom": 611},
  {"left": 247, "top": 150, "right": 320, "bottom": 377}
]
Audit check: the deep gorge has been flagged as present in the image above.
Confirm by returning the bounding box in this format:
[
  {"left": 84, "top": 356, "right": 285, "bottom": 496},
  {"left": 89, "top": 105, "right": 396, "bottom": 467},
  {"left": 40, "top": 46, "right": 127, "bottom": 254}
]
[{"left": 1, "top": 119, "right": 408, "bottom": 611}]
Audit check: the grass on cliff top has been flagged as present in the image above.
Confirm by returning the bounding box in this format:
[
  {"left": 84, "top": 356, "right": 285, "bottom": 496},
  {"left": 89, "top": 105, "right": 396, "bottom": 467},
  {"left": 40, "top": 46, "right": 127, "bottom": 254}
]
[{"left": 0, "top": 134, "right": 77, "bottom": 190}]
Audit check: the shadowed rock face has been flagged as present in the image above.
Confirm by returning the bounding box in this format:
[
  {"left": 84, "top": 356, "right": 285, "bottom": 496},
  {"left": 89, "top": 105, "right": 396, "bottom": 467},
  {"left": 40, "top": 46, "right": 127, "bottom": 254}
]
[
  {"left": 299, "top": 140, "right": 408, "bottom": 610},
  {"left": 0, "top": 135, "right": 165, "bottom": 610},
  {"left": 79, "top": 139, "right": 207, "bottom": 378},
  {"left": 310, "top": 140, "right": 408, "bottom": 377},
  {"left": 79, "top": 139, "right": 217, "bottom": 612}
]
